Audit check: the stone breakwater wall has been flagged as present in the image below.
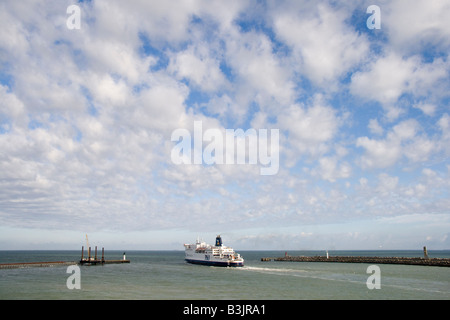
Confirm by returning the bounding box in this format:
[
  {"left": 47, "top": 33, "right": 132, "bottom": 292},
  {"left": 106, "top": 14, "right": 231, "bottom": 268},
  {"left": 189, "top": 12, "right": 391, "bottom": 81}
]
[
  {"left": 0, "top": 261, "right": 77, "bottom": 269},
  {"left": 262, "top": 256, "right": 450, "bottom": 267},
  {"left": 0, "top": 259, "right": 130, "bottom": 269}
]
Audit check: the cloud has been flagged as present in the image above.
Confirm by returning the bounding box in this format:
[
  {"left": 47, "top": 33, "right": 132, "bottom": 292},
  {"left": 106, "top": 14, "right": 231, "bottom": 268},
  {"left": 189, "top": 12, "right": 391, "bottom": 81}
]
[
  {"left": 368, "top": 119, "right": 384, "bottom": 135},
  {"left": 438, "top": 113, "right": 450, "bottom": 141},
  {"left": 278, "top": 95, "right": 340, "bottom": 164},
  {"left": 383, "top": 0, "right": 450, "bottom": 53},
  {"left": 168, "top": 44, "right": 228, "bottom": 92},
  {"left": 224, "top": 29, "right": 295, "bottom": 114},
  {"left": 376, "top": 173, "right": 399, "bottom": 195},
  {"left": 350, "top": 51, "right": 449, "bottom": 120},
  {"left": 413, "top": 102, "right": 436, "bottom": 117},
  {"left": 272, "top": 2, "right": 369, "bottom": 87},
  {"left": 313, "top": 156, "right": 352, "bottom": 182},
  {"left": 356, "top": 119, "right": 438, "bottom": 169},
  {"left": 0, "top": 1, "right": 449, "bottom": 249}
]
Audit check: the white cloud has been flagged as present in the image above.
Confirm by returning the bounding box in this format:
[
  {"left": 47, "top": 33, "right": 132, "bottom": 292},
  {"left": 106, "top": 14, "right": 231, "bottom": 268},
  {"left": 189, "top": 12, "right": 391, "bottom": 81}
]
[
  {"left": 390, "top": 119, "right": 419, "bottom": 141},
  {"left": 91, "top": 0, "right": 197, "bottom": 45},
  {"left": 368, "top": 118, "right": 384, "bottom": 135},
  {"left": 350, "top": 52, "right": 413, "bottom": 119},
  {"left": 313, "top": 156, "right": 352, "bottom": 182},
  {"left": 0, "top": 5, "right": 29, "bottom": 57},
  {"left": 350, "top": 52, "right": 449, "bottom": 120},
  {"left": 168, "top": 44, "right": 228, "bottom": 92},
  {"left": 413, "top": 102, "right": 436, "bottom": 117},
  {"left": 383, "top": 0, "right": 450, "bottom": 53},
  {"left": 202, "top": 94, "right": 246, "bottom": 124},
  {"left": 356, "top": 119, "right": 437, "bottom": 169},
  {"left": 86, "top": 73, "right": 131, "bottom": 107},
  {"left": 0, "top": 1, "right": 449, "bottom": 249},
  {"left": 224, "top": 29, "right": 295, "bottom": 113},
  {"left": 278, "top": 95, "right": 340, "bottom": 163},
  {"left": 273, "top": 2, "right": 369, "bottom": 87},
  {"left": 438, "top": 113, "right": 450, "bottom": 141},
  {"left": 403, "top": 136, "right": 435, "bottom": 163},
  {"left": 131, "top": 82, "right": 190, "bottom": 134},
  {"left": 0, "top": 85, "right": 26, "bottom": 126},
  {"left": 376, "top": 173, "right": 399, "bottom": 196}
]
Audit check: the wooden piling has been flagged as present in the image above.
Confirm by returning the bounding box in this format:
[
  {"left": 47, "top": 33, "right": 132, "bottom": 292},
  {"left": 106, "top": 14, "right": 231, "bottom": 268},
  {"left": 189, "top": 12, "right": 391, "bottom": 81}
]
[{"left": 78, "top": 246, "right": 130, "bottom": 265}]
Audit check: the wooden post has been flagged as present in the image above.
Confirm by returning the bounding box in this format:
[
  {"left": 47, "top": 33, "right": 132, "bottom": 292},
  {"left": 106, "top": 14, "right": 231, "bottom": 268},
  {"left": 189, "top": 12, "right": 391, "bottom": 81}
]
[
  {"left": 88, "top": 247, "right": 91, "bottom": 261},
  {"left": 81, "top": 246, "right": 84, "bottom": 261},
  {"left": 95, "top": 246, "right": 97, "bottom": 261},
  {"left": 102, "top": 247, "right": 105, "bottom": 264}
]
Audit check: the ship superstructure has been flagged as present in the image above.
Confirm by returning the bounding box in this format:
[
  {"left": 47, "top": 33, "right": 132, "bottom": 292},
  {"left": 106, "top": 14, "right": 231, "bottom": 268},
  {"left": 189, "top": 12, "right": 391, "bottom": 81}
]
[{"left": 184, "top": 235, "right": 244, "bottom": 267}]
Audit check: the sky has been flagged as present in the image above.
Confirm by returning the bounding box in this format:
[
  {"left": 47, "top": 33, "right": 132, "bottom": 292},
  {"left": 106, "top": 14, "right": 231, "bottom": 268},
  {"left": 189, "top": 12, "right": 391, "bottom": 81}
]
[{"left": 0, "top": 0, "right": 449, "bottom": 250}]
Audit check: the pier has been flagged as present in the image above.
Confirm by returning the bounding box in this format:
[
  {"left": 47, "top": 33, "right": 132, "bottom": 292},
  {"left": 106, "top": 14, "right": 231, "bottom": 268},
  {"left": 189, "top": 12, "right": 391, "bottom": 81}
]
[
  {"left": 0, "top": 261, "right": 77, "bottom": 269},
  {"left": 0, "top": 247, "right": 130, "bottom": 270},
  {"left": 261, "top": 255, "right": 450, "bottom": 267}
]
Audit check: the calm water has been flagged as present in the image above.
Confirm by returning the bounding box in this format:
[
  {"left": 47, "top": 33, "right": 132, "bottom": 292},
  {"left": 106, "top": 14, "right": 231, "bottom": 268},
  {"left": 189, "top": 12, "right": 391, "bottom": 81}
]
[{"left": 0, "top": 250, "right": 449, "bottom": 300}]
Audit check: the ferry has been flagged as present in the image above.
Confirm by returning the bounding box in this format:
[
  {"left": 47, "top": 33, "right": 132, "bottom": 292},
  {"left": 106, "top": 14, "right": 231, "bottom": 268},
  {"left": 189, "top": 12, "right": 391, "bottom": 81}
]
[{"left": 184, "top": 235, "right": 244, "bottom": 267}]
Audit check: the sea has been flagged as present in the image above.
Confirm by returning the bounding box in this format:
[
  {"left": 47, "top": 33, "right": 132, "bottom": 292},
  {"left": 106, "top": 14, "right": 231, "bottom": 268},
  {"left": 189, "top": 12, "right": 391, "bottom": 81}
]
[{"left": 0, "top": 250, "right": 449, "bottom": 301}]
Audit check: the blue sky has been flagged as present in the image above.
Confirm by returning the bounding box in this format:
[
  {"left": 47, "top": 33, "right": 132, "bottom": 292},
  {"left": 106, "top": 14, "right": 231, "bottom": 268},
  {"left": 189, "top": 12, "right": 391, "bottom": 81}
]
[{"left": 0, "top": 0, "right": 449, "bottom": 250}]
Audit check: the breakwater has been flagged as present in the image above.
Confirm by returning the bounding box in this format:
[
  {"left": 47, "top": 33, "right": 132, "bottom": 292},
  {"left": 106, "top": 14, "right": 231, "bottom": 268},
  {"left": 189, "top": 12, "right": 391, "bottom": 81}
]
[
  {"left": 0, "top": 247, "right": 130, "bottom": 269},
  {"left": 0, "top": 259, "right": 130, "bottom": 269},
  {"left": 261, "top": 255, "right": 450, "bottom": 267},
  {"left": 0, "top": 261, "right": 77, "bottom": 269}
]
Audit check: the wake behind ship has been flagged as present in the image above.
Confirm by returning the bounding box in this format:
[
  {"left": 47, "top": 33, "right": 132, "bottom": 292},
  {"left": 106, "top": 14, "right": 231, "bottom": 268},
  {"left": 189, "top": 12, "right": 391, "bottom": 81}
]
[{"left": 184, "top": 235, "right": 244, "bottom": 267}]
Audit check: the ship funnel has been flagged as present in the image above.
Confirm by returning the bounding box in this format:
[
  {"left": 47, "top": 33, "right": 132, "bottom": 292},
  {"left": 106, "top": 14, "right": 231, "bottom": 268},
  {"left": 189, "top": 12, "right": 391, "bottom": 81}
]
[{"left": 215, "top": 235, "right": 222, "bottom": 246}]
